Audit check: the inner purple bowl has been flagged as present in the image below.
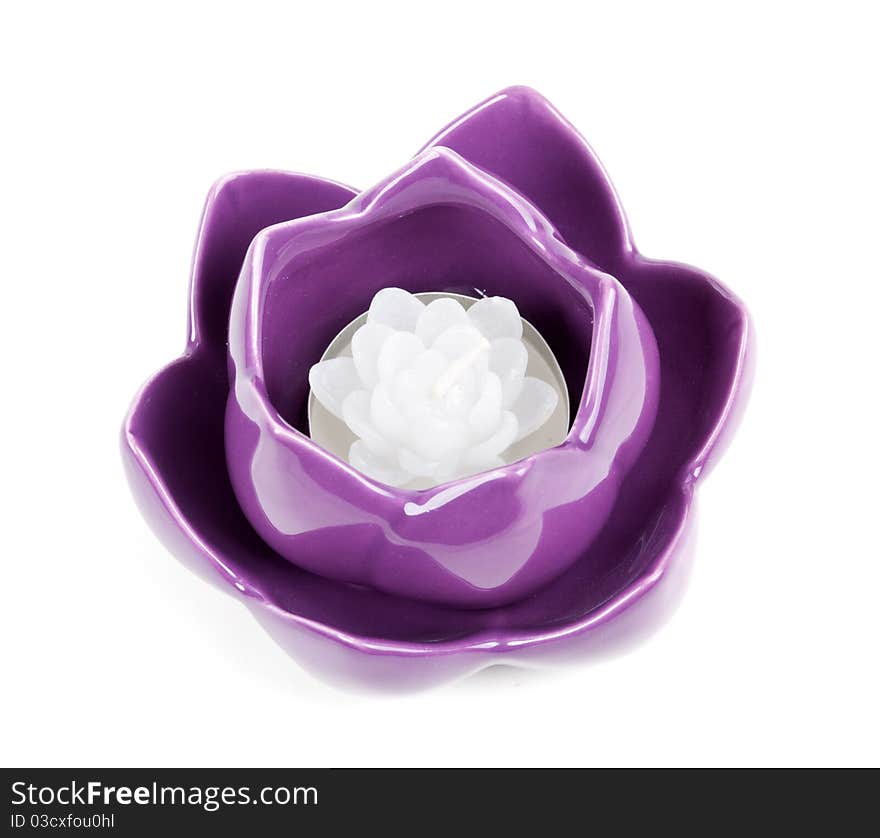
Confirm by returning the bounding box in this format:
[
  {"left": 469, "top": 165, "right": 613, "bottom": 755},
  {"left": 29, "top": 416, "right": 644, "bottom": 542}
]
[{"left": 224, "top": 149, "right": 659, "bottom": 608}]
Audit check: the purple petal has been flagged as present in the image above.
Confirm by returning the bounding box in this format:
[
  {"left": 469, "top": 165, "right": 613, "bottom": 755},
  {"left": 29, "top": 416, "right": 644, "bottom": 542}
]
[
  {"left": 421, "top": 86, "right": 630, "bottom": 274},
  {"left": 189, "top": 170, "right": 356, "bottom": 352}
]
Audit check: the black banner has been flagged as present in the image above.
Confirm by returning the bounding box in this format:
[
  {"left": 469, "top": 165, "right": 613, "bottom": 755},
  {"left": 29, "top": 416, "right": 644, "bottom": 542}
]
[{"left": 1, "top": 768, "right": 874, "bottom": 834}]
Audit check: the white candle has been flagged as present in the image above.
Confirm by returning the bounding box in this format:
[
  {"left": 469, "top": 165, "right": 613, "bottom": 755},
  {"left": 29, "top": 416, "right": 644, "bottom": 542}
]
[{"left": 308, "top": 288, "right": 568, "bottom": 488}]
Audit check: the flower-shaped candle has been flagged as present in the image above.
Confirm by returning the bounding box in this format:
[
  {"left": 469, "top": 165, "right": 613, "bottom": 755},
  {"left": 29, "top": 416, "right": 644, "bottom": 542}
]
[
  {"left": 123, "top": 87, "right": 752, "bottom": 689},
  {"left": 308, "top": 289, "right": 562, "bottom": 488}
]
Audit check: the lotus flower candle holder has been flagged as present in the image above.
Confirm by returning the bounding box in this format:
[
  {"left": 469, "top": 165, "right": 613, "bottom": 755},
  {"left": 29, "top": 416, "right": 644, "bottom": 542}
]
[{"left": 123, "top": 87, "right": 752, "bottom": 689}]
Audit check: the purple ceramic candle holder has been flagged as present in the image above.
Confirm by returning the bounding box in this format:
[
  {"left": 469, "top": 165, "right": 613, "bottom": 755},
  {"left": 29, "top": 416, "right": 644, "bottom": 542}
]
[{"left": 122, "top": 87, "right": 752, "bottom": 689}]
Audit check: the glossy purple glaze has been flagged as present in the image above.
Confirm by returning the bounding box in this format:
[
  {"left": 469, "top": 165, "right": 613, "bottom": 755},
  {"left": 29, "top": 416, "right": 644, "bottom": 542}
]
[
  {"left": 122, "top": 87, "right": 752, "bottom": 689},
  {"left": 225, "top": 148, "right": 659, "bottom": 607}
]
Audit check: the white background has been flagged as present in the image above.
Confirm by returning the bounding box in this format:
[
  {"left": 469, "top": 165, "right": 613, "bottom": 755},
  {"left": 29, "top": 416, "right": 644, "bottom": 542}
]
[{"left": 2, "top": 2, "right": 878, "bottom": 767}]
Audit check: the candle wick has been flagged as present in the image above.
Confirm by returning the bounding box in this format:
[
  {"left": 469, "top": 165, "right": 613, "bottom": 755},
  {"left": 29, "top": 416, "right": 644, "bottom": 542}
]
[{"left": 433, "top": 337, "right": 491, "bottom": 399}]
